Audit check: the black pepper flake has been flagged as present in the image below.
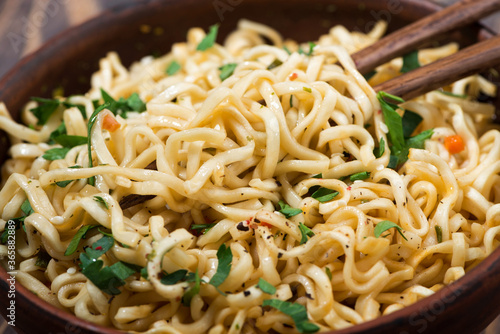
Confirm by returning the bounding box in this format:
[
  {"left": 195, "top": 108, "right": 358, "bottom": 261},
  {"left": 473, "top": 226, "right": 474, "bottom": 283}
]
[
  {"left": 276, "top": 181, "right": 282, "bottom": 186},
  {"left": 254, "top": 218, "right": 261, "bottom": 223},
  {"left": 305, "top": 293, "right": 313, "bottom": 300},
  {"left": 108, "top": 296, "right": 115, "bottom": 304},
  {"left": 244, "top": 291, "right": 251, "bottom": 297},
  {"left": 283, "top": 323, "right": 294, "bottom": 329},
  {"left": 278, "top": 252, "right": 283, "bottom": 258},
  {"left": 237, "top": 222, "right": 250, "bottom": 232}
]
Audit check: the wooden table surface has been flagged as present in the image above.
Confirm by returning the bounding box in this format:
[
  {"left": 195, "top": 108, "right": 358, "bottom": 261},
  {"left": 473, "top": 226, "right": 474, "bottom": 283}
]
[{"left": 0, "top": 0, "right": 500, "bottom": 333}]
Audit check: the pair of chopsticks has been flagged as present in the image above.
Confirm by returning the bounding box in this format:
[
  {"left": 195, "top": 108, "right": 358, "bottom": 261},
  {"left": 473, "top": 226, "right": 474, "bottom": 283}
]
[{"left": 352, "top": 0, "right": 500, "bottom": 100}]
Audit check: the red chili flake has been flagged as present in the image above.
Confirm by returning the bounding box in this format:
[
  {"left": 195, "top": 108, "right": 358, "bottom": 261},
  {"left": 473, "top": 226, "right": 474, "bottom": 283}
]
[
  {"left": 289, "top": 73, "right": 298, "bottom": 81},
  {"left": 347, "top": 186, "right": 352, "bottom": 190},
  {"left": 95, "top": 246, "right": 103, "bottom": 250},
  {"left": 261, "top": 222, "right": 273, "bottom": 228},
  {"left": 378, "top": 109, "right": 382, "bottom": 115}
]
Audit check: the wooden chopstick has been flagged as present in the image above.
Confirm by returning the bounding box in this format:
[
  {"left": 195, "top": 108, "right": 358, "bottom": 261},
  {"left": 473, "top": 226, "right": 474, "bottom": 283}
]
[
  {"left": 353, "top": 0, "right": 500, "bottom": 74},
  {"left": 374, "top": 34, "right": 500, "bottom": 100}
]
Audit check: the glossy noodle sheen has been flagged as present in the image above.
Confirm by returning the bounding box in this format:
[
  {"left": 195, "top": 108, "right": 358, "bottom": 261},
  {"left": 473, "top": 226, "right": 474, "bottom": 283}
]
[{"left": 0, "top": 20, "right": 499, "bottom": 333}]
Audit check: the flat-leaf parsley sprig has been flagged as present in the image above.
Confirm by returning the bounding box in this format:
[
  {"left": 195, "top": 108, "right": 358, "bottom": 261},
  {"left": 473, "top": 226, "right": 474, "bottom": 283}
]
[{"left": 377, "top": 91, "right": 434, "bottom": 169}]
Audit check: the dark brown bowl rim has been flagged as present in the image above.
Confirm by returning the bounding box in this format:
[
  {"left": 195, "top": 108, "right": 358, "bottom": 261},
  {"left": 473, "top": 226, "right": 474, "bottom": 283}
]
[{"left": 1, "top": 1, "right": 499, "bottom": 333}]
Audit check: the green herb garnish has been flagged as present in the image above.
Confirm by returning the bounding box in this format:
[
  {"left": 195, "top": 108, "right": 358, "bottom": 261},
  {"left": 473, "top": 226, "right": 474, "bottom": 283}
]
[
  {"left": 190, "top": 223, "right": 216, "bottom": 234},
  {"left": 197, "top": 24, "right": 219, "bottom": 51},
  {"left": 87, "top": 103, "right": 110, "bottom": 186},
  {"left": 100, "top": 89, "right": 146, "bottom": 118},
  {"left": 140, "top": 267, "right": 149, "bottom": 280},
  {"left": 35, "top": 251, "right": 51, "bottom": 268},
  {"left": 30, "top": 97, "right": 60, "bottom": 125},
  {"left": 49, "top": 122, "right": 67, "bottom": 143},
  {"left": 79, "top": 235, "right": 136, "bottom": 295},
  {"left": 435, "top": 225, "right": 443, "bottom": 243},
  {"left": 437, "top": 90, "right": 467, "bottom": 99},
  {"left": 257, "top": 278, "right": 276, "bottom": 295},
  {"left": 182, "top": 270, "right": 202, "bottom": 306},
  {"left": 377, "top": 91, "right": 434, "bottom": 168},
  {"left": 311, "top": 187, "right": 338, "bottom": 203},
  {"left": 219, "top": 63, "right": 237, "bottom": 81},
  {"left": 299, "top": 42, "right": 316, "bottom": 56},
  {"left": 325, "top": 267, "right": 332, "bottom": 280},
  {"left": 350, "top": 172, "right": 370, "bottom": 181},
  {"left": 267, "top": 59, "right": 283, "bottom": 70},
  {"left": 30, "top": 97, "right": 87, "bottom": 126},
  {"left": 363, "top": 70, "right": 377, "bottom": 81},
  {"left": 42, "top": 148, "right": 70, "bottom": 161},
  {"left": 93, "top": 196, "right": 109, "bottom": 210},
  {"left": 209, "top": 244, "right": 232, "bottom": 288},
  {"left": 298, "top": 223, "right": 315, "bottom": 245},
  {"left": 374, "top": 220, "right": 408, "bottom": 241},
  {"left": 373, "top": 137, "right": 385, "bottom": 158},
  {"left": 378, "top": 91, "right": 405, "bottom": 151},
  {"left": 53, "top": 135, "right": 87, "bottom": 148},
  {"left": 262, "top": 299, "right": 319, "bottom": 333},
  {"left": 55, "top": 179, "right": 73, "bottom": 188},
  {"left": 402, "top": 109, "right": 423, "bottom": 138},
  {"left": 277, "top": 201, "right": 302, "bottom": 218},
  {"left": 64, "top": 225, "right": 98, "bottom": 256},
  {"left": 161, "top": 269, "right": 188, "bottom": 285},
  {"left": 166, "top": 60, "right": 181, "bottom": 76},
  {"left": 401, "top": 50, "right": 420, "bottom": 73}
]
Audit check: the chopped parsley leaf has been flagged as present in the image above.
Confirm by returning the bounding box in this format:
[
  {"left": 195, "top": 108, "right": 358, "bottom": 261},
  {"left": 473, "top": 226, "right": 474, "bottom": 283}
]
[
  {"left": 64, "top": 225, "right": 98, "bottom": 256},
  {"left": 374, "top": 220, "right": 408, "bottom": 241},
  {"left": 166, "top": 60, "right": 181, "bottom": 76},
  {"left": 93, "top": 196, "right": 109, "bottom": 210},
  {"left": 350, "top": 171, "right": 370, "bottom": 181},
  {"left": 435, "top": 225, "right": 443, "bottom": 243},
  {"left": 298, "top": 223, "right": 314, "bottom": 245},
  {"left": 219, "top": 63, "right": 237, "bottom": 81},
  {"left": 209, "top": 244, "right": 232, "bottom": 288},
  {"left": 311, "top": 187, "right": 338, "bottom": 203},
  {"left": 263, "top": 299, "right": 319, "bottom": 333},
  {"left": 401, "top": 50, "right": 420, "bottom": 73},
  {"left": 197, "top": 24, "right": 219, "bottom": 51},
  {"left": 277, "top": 201, "right": 302, "bottom": 218},
  {"left": 257, "top": 278, "right": 276, "bottom": 295}
]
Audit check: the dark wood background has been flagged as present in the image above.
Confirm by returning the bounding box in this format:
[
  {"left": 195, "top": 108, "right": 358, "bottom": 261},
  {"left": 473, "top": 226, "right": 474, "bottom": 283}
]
[{"left": 0, "top": 0, "right": 499, "bottom": 333}]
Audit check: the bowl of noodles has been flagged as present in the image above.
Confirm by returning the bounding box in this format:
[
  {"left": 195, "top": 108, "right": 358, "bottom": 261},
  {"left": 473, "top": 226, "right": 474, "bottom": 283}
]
[{"left": 1, "top": 0, "right": 500, "bottom": 333}]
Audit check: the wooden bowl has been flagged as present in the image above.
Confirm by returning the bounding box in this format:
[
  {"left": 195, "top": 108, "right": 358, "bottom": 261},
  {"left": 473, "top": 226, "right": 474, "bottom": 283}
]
[{"left": 0, "top": 1, "right": 499, "bottom": 333}]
